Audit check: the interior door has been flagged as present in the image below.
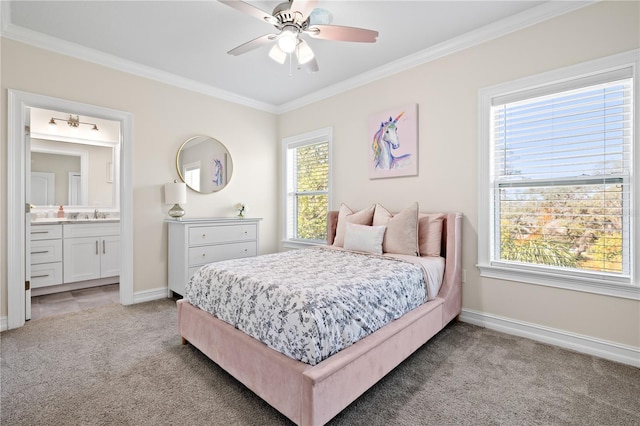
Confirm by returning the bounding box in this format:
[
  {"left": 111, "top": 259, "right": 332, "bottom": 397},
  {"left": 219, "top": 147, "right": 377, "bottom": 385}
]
[
  {"left": 25, "top": 119, "right": 32, "bottom": 320},
  {"left": 31, "top": 172, "right": 55, "bottom": 205}
]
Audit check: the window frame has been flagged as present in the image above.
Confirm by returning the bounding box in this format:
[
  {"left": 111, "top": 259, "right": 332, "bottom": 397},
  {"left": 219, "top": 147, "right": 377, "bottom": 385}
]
[
  {"left": 478, "top": 50, "right": 640, "bottom": 300},
  {"left": 281, "top": 127, "right": 333, "bottom": 249}
]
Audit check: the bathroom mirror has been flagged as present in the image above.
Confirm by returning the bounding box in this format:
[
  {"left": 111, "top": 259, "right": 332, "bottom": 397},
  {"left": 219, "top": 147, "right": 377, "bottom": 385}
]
[
  {"left": 30, "top": 139, "right": 117, "bottom": 208},
  {"left": 176, "top": 136, "right": 233, "bottom": 193}
]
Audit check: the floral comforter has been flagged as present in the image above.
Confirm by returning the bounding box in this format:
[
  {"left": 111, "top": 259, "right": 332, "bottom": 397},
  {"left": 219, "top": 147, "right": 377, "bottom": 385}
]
[{"left": 185, "top": 246, "right": 438, "bottom": 365}]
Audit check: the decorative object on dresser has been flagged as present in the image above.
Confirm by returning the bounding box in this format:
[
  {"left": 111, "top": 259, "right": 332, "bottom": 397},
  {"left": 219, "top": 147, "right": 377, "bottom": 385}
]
[
  {"left": 235, "top": 202, "right": 246, "bottom": 218},
  {"left": 164, "top": 180, "right": 187, "bottom": 219},
  {"left": 166, "top": 217, "right": 262, "bottom": 297}
]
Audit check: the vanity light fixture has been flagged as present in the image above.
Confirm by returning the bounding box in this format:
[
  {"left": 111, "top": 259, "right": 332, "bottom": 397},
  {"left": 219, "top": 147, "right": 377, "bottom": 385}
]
[{"left": 48, "top": 114, "right": 99, "bottom": 131}]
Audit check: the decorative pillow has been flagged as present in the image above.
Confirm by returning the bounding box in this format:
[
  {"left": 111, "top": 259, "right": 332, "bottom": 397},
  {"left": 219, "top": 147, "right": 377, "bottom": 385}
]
[
  {"left": 332, "top": 203, "right": 375, "bottom": 247},
  {"left": 372, "top": 202, "right": 419, "bottom": 255},
  {"left": 418, "top": 213, "right": 445, "bottom": 257},
  {"left": 343, "top": 223, "right": 386, "bottom": 255}
]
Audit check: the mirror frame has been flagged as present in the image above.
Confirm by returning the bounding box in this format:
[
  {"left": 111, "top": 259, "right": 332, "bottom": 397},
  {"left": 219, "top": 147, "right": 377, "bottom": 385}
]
[{"left": 176, "top": 135, "right": 233, "bottom": 193}]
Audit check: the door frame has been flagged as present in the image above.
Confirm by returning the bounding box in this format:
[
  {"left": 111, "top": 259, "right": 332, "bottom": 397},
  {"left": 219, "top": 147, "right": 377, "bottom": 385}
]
[{"left": 7, "top": 89, "right": 134, "bottom": 329}]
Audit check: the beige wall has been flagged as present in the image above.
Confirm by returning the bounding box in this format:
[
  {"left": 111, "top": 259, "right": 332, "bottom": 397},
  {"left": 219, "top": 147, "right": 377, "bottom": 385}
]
[
  {"left": 278, "top": 1, "right": 640, "bottom": 348},
  {"left": 1, "top": 38, "right": 279, "bottom": 317}
]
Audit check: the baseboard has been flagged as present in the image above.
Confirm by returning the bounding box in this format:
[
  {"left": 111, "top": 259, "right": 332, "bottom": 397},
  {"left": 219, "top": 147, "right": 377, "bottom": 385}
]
[
  {"left": 1, "top": 316, "right": 7, "bottom": 332},
  {"left": 133, "top": 287, "right": 169, "bottom": 304},
  {"left": 459, "top": 309, "right": 640, "bottom": 368}
]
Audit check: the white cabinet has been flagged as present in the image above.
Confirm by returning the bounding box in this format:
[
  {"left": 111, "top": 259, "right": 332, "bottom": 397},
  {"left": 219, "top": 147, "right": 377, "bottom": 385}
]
[
  {"left": 167, "top": 218, "right": 261, "bottom": 296},
  {"left": 30, "top": 224, "right": 63, "bottom": 288},
  {"left": 63, "top": 223, "right": 120, "bottom": 283}
]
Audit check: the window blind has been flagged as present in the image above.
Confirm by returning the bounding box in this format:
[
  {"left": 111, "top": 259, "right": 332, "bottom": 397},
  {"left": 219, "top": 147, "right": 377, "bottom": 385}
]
[{"left": 491, "top": 75, "right": 633, "bottom": 276}]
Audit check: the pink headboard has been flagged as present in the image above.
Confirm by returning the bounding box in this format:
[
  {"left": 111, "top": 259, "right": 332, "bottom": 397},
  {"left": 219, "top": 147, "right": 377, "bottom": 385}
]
[{"left": 326, "top": 210, "right": 463, "bottom": 324}]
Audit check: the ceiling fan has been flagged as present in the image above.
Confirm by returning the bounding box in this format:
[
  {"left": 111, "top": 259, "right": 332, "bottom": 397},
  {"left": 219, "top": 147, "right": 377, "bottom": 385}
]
[{"left": 219, "top": 0, "right": 379, "bottom": 72}]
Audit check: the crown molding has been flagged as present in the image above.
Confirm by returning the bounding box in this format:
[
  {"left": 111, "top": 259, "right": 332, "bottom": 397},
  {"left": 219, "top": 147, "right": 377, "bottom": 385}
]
[
  {"left": 275, "top": 1, "right": 596, "bottom": 113},
  {"left": 0, "top": 2, "right": 278, "bottom": 114},
  {"left": 1, "top": 1, "right": 595, "bottom": 115}
]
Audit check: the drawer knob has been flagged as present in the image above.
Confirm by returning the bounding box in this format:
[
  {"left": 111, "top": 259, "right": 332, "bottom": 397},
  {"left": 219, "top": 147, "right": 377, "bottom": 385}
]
[
  {"left": 202, "top": 253, "right": 206, "bottom": 257},
  {"left": 202, "top": 234, "right": 206, "bottom": 239},
  {"left": 244, "top": 231, "right": 248, "bottom": 234}
]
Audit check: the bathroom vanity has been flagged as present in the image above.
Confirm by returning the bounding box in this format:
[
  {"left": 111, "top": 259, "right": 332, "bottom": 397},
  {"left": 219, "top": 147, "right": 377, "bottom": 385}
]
[{"left": 30, "top": 219, "right": 120, "bottom": 295}]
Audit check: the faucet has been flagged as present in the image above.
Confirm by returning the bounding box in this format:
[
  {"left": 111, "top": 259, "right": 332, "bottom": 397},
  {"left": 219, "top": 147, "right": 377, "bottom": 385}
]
[{"left": 94, "top": 209, "right": 99, "bottom": 219}]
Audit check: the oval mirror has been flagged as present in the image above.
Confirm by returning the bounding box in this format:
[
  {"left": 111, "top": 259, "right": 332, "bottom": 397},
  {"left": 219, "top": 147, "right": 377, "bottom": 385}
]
[{"left": 176, "top": 136, "right": 233, "bottom": 193}]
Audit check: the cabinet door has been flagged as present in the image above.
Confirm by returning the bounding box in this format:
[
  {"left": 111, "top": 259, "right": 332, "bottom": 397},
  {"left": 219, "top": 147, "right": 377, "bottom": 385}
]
[
  {"left": 63, "top": 237, "right": 101, "bottom": 283},
  {"left": 100, "top": 236, "right": 121, "bottom": 278}
]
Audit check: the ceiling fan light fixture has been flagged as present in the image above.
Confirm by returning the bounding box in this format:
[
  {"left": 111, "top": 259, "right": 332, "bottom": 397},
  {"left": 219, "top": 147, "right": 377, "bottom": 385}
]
[
  {"left": 296, "top": 40, "right": 314, "bottom": 65},
  {"left": 277, "top": 28, "right": 298, "bottom": 53},
  {"left": 268, "top": 44, "right": 287, "bottom": 64}
]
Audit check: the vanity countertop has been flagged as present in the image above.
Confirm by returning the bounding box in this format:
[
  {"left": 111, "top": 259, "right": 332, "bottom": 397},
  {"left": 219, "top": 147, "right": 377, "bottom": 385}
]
[{"left": 31, "top": 218, "right": 120, "bottom": 225}]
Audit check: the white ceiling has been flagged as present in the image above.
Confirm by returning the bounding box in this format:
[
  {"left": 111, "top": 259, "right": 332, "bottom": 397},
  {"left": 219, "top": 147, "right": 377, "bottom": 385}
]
[{"left": 2, "top": 1, "right": 589, "bottom": 112}]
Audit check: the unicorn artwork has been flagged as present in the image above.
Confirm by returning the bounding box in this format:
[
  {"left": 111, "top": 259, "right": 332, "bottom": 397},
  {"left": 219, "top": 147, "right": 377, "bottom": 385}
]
[
  {"left": 212, "top": 158, "right": 225, "bottom": 187},
  {"left": 369, "top": 104, "right": 418, "bottom": 179}
]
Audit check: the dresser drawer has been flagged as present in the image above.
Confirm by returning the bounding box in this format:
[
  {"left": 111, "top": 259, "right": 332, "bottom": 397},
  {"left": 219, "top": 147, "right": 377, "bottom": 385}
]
[
  {"left": 189, "top": 224, "right": 256, "bottom": 246},
  {"left": 31, "top": 262, "right": 63, "bottom": 288},
  {"left": 30, "top": 224, "right": 62, "bottom": 240},
  {"left": 188, "top": 241, "right": 257, "bottom": 266},
  {"left": 31, "top": 239, "right": 63, "bottom": 264}
]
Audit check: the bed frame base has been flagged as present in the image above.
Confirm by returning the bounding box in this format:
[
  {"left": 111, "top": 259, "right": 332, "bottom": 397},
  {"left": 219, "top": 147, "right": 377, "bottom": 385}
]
[
  {"left": 178, "top": 297, "right": 444, "bottom": 426},
  {"left": 177, "top": 212, "right": 462, "bottom": 426}
]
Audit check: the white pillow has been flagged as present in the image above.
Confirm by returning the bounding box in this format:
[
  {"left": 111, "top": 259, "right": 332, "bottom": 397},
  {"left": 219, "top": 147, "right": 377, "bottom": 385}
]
[{"left": 343, "top": 223, "right": 386, "bottom": 255}]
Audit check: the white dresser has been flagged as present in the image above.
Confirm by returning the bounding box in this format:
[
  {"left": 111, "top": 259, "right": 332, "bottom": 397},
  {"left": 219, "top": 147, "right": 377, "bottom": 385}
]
[{"left": 167, "top": 217, "right": 261, "bottom": 296}]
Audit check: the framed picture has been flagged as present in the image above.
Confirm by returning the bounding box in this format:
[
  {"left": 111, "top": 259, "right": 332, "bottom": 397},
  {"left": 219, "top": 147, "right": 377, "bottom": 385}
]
[{"left": 369, "top": 103, "right": 418, "bottom": 179}]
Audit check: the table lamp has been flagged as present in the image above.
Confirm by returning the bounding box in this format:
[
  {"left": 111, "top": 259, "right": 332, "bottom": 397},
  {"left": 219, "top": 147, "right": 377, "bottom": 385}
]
[{"left": 165, "top": 181, "right": 187, "bottom": 219}]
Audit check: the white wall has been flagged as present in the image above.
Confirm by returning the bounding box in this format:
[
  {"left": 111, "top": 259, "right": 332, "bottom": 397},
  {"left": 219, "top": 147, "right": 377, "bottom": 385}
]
[
  {"left": 278, "top": 1, "right": 640, "bottom": 349},
  {"left": 0, "top": 37, "right": 279, "bottom": 317}
]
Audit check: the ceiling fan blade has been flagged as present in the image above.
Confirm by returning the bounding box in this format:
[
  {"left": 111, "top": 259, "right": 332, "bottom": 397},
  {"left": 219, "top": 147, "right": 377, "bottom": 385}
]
[
  {"left": 227, "top": 34, "right": 276, "bottom": 56},
  {"left": 290, "top": 0, "right": 318, "bottom": 20},
  {"left": 218, "top": 0, "right": 277, "bottom": 25},
  {"left": 306, "top": 25, "right": 378, "bottom": 43}
]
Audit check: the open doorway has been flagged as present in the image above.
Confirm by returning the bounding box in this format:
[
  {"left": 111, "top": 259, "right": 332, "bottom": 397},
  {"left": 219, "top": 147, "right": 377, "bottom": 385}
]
[{"left": 7, "top": 90, "right": 134, "bottom": 330}]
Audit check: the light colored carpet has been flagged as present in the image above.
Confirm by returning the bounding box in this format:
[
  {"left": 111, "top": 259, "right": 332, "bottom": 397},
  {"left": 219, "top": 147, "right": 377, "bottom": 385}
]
[{"left": 1, "top": 299, "right": 639, "bottom": 425}]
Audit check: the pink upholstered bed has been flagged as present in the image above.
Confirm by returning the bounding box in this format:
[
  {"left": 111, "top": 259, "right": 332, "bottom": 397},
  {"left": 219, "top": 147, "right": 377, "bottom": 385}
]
[{"left": 177, "top": 210, "right": 462, "bottom": 426}]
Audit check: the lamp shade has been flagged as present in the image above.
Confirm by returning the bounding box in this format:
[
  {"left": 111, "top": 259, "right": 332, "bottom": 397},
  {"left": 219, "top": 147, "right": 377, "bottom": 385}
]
[{"left": 165, "top": 182, "right": 187, "bottom": 205}]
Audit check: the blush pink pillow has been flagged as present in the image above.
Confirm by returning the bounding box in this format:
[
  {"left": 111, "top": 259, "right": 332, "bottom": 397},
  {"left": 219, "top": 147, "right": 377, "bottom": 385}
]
[
  {"left": 372, "top": 202, "right": 419, "bottom": 256},
  {"left": 418, "top": 213, "right": 445, "bottom": 257},
  {"left": 332, "top": 204, "right": 375, "bottom": 247}
]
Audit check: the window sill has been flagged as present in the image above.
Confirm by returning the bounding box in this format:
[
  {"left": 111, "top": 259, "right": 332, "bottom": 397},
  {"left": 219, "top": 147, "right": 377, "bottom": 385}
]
[{"left": 477, "top": 263, "right": 639, "bottom": 300}]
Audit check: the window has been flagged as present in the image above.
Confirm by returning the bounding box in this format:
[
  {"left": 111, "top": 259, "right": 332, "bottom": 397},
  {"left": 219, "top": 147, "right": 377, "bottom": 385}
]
[
  {"left": 478, "top": 51, "right": 639, "bottom": 299},
  {"left": 283, "top": 127, "right": 332, "bottom": 247}
]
